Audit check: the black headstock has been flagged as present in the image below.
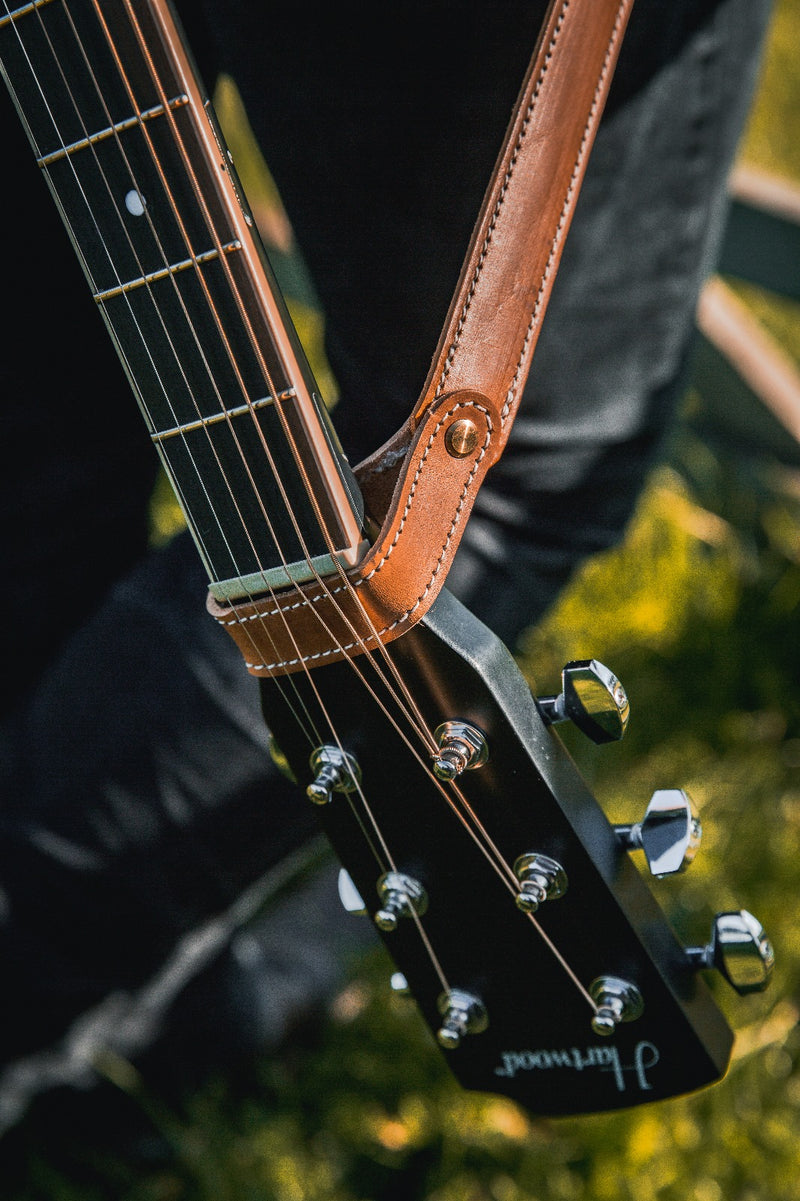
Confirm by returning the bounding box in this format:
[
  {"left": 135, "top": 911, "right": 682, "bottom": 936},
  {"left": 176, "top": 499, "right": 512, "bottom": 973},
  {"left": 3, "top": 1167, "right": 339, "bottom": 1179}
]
[{"left": 260, "top": 588, "right": 772, "bottom": 1116}]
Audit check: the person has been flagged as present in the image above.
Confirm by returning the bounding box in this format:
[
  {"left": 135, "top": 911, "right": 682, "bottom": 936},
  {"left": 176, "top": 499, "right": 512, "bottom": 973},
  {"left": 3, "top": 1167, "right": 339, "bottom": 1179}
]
[{"left": 0, "top": 0, "right": 773, "bottom": 1151}]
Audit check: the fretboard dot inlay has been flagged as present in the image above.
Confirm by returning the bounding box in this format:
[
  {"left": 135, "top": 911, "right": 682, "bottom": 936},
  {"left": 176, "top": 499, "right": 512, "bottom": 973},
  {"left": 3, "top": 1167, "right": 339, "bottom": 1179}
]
[{"left": 125, "top": 189, "right": 146, "bottom": 216}]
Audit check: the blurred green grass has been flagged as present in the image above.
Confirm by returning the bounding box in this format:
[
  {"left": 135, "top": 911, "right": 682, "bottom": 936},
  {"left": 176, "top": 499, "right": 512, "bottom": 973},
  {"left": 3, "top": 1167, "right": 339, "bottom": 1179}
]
[{"left": 11, "top": 2, "right": 800, "bottom": 1199}]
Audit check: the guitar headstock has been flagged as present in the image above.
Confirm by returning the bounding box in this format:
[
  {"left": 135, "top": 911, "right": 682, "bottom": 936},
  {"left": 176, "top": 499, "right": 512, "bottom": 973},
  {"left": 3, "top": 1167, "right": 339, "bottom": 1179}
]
[{"left": 260, "top": 587, "right": 773, "bottom": 1116}]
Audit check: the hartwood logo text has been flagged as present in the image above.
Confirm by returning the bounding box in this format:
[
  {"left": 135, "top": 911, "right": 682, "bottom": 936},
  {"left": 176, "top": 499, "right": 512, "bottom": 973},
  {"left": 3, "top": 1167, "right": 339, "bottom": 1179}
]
[{"left": 494, "top": 1041, "right": 660, "bottom": 1093}]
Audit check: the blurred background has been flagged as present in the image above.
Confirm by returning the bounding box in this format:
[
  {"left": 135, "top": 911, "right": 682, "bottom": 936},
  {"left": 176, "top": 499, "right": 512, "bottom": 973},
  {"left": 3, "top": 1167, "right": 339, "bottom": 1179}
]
[{"left": 6, "top": 0, "right": 800, "bottom": 1197}]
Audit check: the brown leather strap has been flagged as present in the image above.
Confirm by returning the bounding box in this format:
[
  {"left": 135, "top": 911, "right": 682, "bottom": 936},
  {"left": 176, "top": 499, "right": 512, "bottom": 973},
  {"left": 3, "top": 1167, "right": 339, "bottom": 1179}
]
[
  {"left": 212, "top": 0, "right": 635, "bottom": 676},
  {"left": 415, "top": 0, "right": 635, "bottom": 449},
  {"left": 358, "top": 0, "right": 635, "bottom": 492}
]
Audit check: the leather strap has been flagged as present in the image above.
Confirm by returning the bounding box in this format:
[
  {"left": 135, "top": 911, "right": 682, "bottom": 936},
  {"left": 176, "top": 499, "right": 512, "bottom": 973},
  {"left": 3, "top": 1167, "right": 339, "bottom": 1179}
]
[
  {"left": 212, "top": 0, "right": 635, "bottom": 676},
  {"left": 208, "top": 390, "right": 495, "bottom": 674}
]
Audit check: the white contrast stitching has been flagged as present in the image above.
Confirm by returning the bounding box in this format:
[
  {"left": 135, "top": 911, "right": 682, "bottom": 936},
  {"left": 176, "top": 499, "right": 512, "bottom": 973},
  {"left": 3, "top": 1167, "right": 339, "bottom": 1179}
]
[
  {"left": 502, "top": 0, "right": 630, "bottom": 425},
  {"left": 434, "top": 0, "right": 571, "bottom": 399},
  {"left": 217, "top": 401, "right": 493, "bottom": 671}
]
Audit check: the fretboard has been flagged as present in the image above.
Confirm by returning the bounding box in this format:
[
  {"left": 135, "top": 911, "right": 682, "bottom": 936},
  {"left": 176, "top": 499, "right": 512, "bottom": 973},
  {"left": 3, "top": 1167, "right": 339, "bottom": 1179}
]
[{"left": 0, "top": 0, "right": 365, "bottom": 601}]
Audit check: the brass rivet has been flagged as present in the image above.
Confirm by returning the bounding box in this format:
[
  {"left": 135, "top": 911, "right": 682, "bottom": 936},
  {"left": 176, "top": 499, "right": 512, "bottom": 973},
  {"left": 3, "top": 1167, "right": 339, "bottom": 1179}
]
[{"left": 445, "top": 418, "right": 479, "bottom": 458}]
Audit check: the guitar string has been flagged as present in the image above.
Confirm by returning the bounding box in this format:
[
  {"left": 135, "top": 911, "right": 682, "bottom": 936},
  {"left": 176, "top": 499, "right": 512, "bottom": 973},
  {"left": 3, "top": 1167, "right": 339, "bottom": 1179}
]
[
  {"left": 4, "top": 0, "right": 422, "bottom": 960},
  {"left": 21, "top": 0, "right": 442, "bottom": 965},
  {"left": 74, "top": 0, "right": 596, "bottom": 1012},
  {"left": 2, "top": 0, "right": 324, "bottom": 752},
  {"left": 7, "top": 0, "right": 596, "bottom": 1013},
  {"left": 94, "top": 18, "right": 559, "bottom": 999},
  {"left": 103, "top": 1, "right": 454, "bottom": 924},
  {"left": 113, "top": 0, "right": 446, "bottom": 770},
  {"left": 15, "top": 0, "right": 435, "bottom": 934},
  {"left": 111, "top": 0, "right": 501, "bottom": 972},
  {"left": 10, "top": 0, "right": 586, "bottom": 1013},
  {"left": 100, "top": 0, "right": 368, "bottom": 751},
  {"left": 124, "top": 0, "right": 599, "bottom": 1013}
]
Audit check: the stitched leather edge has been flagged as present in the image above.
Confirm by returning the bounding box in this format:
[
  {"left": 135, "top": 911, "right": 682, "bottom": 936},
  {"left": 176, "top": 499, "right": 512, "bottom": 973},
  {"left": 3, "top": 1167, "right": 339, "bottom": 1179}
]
[{"left": 208, "top": 392, "right": 493, "bottom": 675}]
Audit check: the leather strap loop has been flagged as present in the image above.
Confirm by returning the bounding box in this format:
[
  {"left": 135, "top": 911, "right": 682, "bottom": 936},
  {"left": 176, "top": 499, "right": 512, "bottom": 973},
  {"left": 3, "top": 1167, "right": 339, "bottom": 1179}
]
[{"left": 208, "top": 391, "right": 494, "bottom": 675}]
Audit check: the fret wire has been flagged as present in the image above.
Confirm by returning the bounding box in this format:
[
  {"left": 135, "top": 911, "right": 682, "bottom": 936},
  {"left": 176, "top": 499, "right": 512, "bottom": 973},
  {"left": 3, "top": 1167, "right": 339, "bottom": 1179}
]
[
  {"left": 0, "top": 0, "right": 52, "bottom": 30},
  {"left": 83, "top": 1, "right": 348, "bottom": 743},
  {"left": 37, "top": 93, "right": 189, "bottom": 165},
  {"left": 0, "top": 0, "right": 329, "bottom": 754},
  {"left": 151, "top": 388, "right": 296, "bottom": 443},
  {"left": 93, "top": 241, "right": 241, "bottom": 301},
  {"left": 12, "top": 4, "right": 458, "bottom": 864}
]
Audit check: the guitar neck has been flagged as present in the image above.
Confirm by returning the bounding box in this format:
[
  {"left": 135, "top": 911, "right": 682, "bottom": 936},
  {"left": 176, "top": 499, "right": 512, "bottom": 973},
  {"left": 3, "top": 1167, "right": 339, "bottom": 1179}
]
[{"left": 0, "top": 0, "right": 365, "bottom": 602}]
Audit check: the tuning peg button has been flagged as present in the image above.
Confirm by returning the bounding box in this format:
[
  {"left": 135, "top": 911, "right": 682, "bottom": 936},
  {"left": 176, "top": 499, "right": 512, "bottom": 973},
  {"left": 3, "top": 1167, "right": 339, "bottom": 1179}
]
[
  {"left": 685, "top": 910, "right": 774, "bottom": 995},
  {"left": 536, "top": 660, "right": 630, "bottom": 744},
  {"left": 337, "top": 868, "right": 367, "bottom": 916},
  {"left": 614, "top": 789, "right": 702, "bottom": 877}
]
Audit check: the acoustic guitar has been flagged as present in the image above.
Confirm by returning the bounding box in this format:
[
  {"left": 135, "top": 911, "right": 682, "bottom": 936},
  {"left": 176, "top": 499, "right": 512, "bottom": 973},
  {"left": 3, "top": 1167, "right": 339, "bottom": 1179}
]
[{"left": 0, "top": 0, "right": 773, "bottom": 1115}]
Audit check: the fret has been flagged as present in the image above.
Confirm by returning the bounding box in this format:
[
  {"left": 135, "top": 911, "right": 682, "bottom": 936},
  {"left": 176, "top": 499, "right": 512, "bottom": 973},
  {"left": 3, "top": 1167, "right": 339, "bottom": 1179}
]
[
  {"left": 1, "top": 0, "right": 365, "bottom": 592},
  {"left": 101, "top": 257, "right": 286, "bottom": 430},
  {"left": 0, "top": 0, "right": 54, "bottom": 30},
  {"left": 37, "top": 94, "right": 189, "bottom": 166},
  {"left": 150, "top": 389, "right": 296, "bottom": 444},
  {"left": 154, "top": 404, "right": 339, "bottom": 585},
  {"left": 43, "top": 108, "right": 231, "bottom": 290},
  {"left": 1, "top": 4, "right": 167, "bottom": 150},
  {"left": 93, "top": 241, "right": 240, "bottom": 302}
]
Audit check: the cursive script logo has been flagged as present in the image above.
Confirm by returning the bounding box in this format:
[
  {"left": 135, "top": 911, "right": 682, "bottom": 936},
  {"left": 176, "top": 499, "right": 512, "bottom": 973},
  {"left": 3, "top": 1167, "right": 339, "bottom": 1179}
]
[{"left": 494, "top": 1041, "right": 660, "bottom": 1093}]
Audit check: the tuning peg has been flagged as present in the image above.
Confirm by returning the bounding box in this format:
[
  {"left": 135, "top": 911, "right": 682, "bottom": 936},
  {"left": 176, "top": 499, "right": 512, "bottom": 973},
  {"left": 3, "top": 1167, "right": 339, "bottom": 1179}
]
[
  {"left": 614, "top": 789, "right": 702, "bottom": 877},
  {"left": 431, "top": 720, "right": 489, "bottom": 781},
  {"left": 337, "top": 868, "right": 367, "bottom": 915},
  {"left": 306, "top": 745, "right": 361, "bottom": 805},
  {"left": 685, "top": 910, "right": 774, "bottom": 995},
  {"left": 390, "top": 971, "right": 410, "bottom": 995},
  {"left": 513, "top": 852, "right": 568, "bottom": 912},
  {"left": 374, "top": 871, "right": 428, "bottom": 931},
  {"left": 535, "top": 660, "right": 630, "bottom": 744},
  {"left": 436, "top": 989, "right": 488, "bottom": 1049}
]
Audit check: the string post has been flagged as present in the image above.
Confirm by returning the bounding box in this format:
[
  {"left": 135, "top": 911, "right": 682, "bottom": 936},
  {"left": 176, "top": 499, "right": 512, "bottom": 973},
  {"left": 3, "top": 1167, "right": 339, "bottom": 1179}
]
[
  {"left": 513, "top": 852, "right": 568, "bottom": 913},
  {"left": 432, "top": 721, "right": 489, "bottom": 781},
  {"left": 306, "top": 745, "right": 361, "bottom": 805},
  {"left": 374, "top": 872, "right": 428, "bottom": 932},
  {"left": 589, "top": 976, "right": 644, "bottom": 1036},
  {"left": 436, "top": 989, "right": 488, "bottom": 1050}
]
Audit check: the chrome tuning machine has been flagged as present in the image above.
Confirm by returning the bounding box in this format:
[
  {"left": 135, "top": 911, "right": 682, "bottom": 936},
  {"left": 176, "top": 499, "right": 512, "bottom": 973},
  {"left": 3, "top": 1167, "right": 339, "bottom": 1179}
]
[
  {"left": 431, "top": 720, "right": 489, "bottom": 781},
  {"left": 306, "top": 745, "right": 361, "bottom": 805},
  {"left": 614, "top": 788, "right": 702, "bottom": 877},
  {"left": 513, "top": 852, "right": 568, "bottom": 912},
  {"left": 436, "top": 989, "right": 488, "bottom": 1050},
  {"left": 685, "top": 910, "right": 774, "bottom": 995},
  {"left": 536, "top": 660, "right": 630, "bottom": 744},
  {"left": 374, "top": 871, "right": 428, "bottom": 932}
]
